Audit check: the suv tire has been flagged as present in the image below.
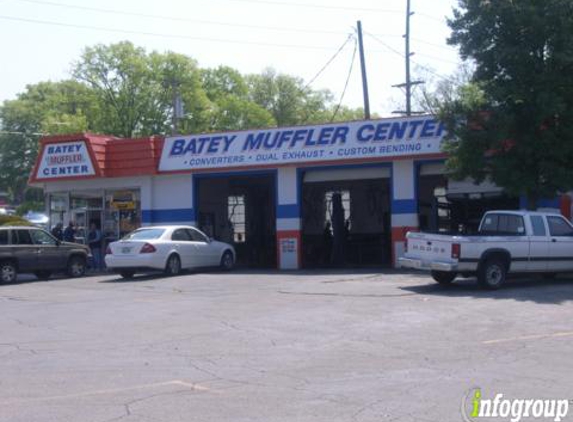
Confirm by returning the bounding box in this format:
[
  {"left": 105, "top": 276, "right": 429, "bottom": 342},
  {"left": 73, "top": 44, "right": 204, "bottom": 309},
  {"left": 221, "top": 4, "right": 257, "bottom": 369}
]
[
  {"left": 0, "top": 261, "right": 17, "bottom": 283},
  {"left": 67, "top": 256, "right": 87, "bottom": 278}
]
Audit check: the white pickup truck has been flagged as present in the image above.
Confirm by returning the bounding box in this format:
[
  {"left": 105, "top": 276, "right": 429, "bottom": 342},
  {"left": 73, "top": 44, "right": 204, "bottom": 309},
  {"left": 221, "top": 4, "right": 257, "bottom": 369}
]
[{"left": 398, "top": 210, "right": 573, "bottom": 289}]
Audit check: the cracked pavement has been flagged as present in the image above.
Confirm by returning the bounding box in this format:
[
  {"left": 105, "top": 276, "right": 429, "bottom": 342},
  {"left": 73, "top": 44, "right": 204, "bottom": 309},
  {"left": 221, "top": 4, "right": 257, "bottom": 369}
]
[{"left": 1, "top": 270, "right": 573, "bottom": 421}]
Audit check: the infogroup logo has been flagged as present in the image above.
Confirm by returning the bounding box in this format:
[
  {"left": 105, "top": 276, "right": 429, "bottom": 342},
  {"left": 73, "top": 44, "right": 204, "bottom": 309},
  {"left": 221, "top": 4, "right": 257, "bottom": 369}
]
[{"left": 461, "top": 388, "right": 570, "bottom": 422}]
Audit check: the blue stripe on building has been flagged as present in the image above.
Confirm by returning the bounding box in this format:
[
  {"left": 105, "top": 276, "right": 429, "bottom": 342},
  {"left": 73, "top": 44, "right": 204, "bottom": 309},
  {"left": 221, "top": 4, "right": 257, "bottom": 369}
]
[
  {"left": 391, "top": 199, "right": 417, "bottom": 214},
  {"left": 519, "top": 197, "right": 560, "bottom": 209},
  {"left": 277, "top": 204, "right": 300, "bottom": 219},
  {"left": 142, "top": 208, "right": 196, "bottom": 224}
]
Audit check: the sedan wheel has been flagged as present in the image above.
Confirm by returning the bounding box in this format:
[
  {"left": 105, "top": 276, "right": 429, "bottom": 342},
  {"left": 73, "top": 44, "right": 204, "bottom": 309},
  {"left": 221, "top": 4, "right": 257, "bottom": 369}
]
[
  {"left": 165, "top": 254, "right": 181, "bottom": 276},
  {"left": 0, "top": 262, "right": 17, "bottom": 283},
  {"left": 220, "top": 251, "right": 234, "bottom": 271}
]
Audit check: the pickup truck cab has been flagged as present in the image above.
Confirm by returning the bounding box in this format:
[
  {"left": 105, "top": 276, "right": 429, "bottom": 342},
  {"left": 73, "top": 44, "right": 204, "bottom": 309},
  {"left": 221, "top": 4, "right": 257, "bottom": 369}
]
[{"left": 398, "top": 211, "right": 573, "bottom": 289}]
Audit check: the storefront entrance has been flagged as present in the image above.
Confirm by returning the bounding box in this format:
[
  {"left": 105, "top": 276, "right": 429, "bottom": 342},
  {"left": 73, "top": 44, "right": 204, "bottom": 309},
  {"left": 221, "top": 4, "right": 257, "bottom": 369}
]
[
  {"left": 195, "top": 174, "right": 276, "bottom": 268},
  {"left": 301, "top": 167, "right": 391, "bottom": 268},
  {"left": 48, "top": 189, "right": 141, "bottom": 246}
]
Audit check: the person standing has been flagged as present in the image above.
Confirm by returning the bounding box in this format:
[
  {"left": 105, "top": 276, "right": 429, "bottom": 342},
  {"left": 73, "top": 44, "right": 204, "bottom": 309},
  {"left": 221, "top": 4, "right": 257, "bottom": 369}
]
[
  {"left": 88, "top": 221, "right": 103, "bottom": 271},
  {"left": 63, "top": 221, "right": 76, "bottom": 242},
  {"left": 51, "top": 222, "right": 63, "bottom": 241}
]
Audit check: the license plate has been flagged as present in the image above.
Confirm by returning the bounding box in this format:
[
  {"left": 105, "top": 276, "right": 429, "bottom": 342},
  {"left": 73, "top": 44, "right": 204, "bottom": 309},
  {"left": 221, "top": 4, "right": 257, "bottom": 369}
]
[{"left": 122, "top": 247, "right": 132, "bottom": 254}]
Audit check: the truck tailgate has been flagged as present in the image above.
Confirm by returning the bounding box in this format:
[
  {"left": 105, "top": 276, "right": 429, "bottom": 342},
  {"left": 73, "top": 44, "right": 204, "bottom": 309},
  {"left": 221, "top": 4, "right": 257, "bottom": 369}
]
[{"left": 406, "top": 233, "right": 455, "bottom": 262}]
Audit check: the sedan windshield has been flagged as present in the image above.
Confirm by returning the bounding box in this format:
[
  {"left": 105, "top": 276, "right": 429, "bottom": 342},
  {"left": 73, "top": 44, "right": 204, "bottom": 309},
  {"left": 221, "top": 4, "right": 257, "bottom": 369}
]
[{"left": 123, "top": 228, "right": 165, "bottom": 240}]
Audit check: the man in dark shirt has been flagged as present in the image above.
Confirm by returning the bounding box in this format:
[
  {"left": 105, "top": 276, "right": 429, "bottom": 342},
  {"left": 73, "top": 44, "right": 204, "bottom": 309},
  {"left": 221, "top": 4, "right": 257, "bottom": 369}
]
[
  {"left": 63, "top": 222, "right": 76, "bottom": 243},
  {"left": 51, "top": 222, "right": 63, "bottom": 241}
]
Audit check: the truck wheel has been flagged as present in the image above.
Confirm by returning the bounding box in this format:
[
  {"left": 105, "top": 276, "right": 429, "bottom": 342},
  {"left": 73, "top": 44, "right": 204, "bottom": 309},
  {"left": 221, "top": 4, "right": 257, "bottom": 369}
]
[
  {"left": 431, "top": 270, "right": 457, "bottom": 285},
  {"left": 67, "top": 256, "right": 87, "bottom": 278},
  {"left": 0, "top": 261, "right": 17, "bottom": 283},
  {"left": 478, "top": 258, "right": 507, "bottom": 290}
]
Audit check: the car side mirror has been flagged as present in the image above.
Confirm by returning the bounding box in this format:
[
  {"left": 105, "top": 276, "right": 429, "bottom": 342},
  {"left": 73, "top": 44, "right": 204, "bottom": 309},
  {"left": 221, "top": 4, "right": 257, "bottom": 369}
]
[
  {"left": 209, "top": 237, "right": 214, "bottom": 243},
  {"left": 56, "top": 240, "right": 61, "bottom": 246}
]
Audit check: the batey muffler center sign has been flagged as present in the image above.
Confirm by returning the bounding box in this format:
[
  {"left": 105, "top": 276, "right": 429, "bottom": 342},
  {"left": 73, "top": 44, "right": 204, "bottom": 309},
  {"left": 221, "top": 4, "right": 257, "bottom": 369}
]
[
  {"left": 158, "top": 116, "right": 446, "bottom": 171},
  {"left": 36, "top": 141, "right": 96, "bottom": 179}
]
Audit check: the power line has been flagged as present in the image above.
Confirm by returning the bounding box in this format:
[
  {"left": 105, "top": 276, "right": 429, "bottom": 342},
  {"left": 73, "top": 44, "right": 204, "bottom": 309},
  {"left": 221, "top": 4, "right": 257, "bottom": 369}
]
[
  {"left": 416, "top": 52, "right": 460, "bottom": 66},
  {"left": 12, "top": 0, "right": 346, "bottom": 36},
  {"left": 0, "top": 131, "right": 44, "bottom": 136},
  {"left": 304, "top": 34, "right": 354, "bottom": 89},
  {"left": 219, "top": 0, "right": 450, "bottom": 22},
  {"left": 363, "top": 31, "right": 405, "bottom": 58},
  {"left": 0, "top": 14, "right": 345, "bottom": 50},
  {"left": 12, "top": 0, "right": 450, "bottom": 21},
  {"left": 331, "top": 37, "right": 358, "bottom": 122},
  {"left": 412, "top": 38, "right": 456, "bottom": 51},
  {"left": 365, "top": 32, "right": 460, "bottom": 66},
  {"left": 416, "top": 12, "right": 447, "bottom": 23},
  {"left": 213, "top": 0, "right": 404, "bottom": 13}
]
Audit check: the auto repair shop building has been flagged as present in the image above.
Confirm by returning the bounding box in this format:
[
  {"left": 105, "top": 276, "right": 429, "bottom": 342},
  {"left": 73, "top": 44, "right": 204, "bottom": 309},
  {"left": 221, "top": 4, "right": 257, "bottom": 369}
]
[{"left": 29, "top": 115, "right": 571, "bottom": 270}]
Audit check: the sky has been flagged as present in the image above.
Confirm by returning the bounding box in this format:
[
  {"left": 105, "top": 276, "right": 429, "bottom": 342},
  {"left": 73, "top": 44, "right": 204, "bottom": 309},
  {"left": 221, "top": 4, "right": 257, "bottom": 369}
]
[{"left": 0, "top": 0, "right": 462, "bottom": 117}]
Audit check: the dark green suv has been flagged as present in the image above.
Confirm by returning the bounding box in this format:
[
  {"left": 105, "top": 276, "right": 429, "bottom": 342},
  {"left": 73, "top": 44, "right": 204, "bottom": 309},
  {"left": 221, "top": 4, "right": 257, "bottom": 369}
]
[{"left": 0, "top": 226, "right": 90, "bottom": 283}]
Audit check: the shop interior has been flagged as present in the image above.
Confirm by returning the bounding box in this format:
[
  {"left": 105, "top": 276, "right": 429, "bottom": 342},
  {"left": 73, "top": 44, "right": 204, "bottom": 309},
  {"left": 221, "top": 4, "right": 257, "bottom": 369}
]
[
  {"left": 195, "top": 174, "right": 276, "bottom": 268},
  {"left": 416, "top": 171, "right": 520, "bottom": 234},
  {"left": 301, "top": 168, "right": 391, "bottom": 268}
]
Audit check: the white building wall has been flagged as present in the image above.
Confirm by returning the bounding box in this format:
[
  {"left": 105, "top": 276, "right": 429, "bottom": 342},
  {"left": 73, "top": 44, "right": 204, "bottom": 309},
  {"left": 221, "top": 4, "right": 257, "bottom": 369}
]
[
  {"left": 391, "top": 160, "right": 419, "bottom": 266},
  {"left": 148, "top": 174, "right": 195, "bottom": 225}
]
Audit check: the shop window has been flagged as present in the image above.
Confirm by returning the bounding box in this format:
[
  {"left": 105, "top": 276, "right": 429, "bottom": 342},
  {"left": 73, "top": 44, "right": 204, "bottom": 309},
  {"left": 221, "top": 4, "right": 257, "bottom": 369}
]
[
  {"left": 49, "top": 193, "right": 68, "bottom": 228},
  {"left": 325, "top": 190, "right": 351, "bottom": 226},
  {"left": 104, "top": 189, "right": 141, "bottom": 242},
  {"left": 228, "top": 195, "right": 246, "bottom": 243}
]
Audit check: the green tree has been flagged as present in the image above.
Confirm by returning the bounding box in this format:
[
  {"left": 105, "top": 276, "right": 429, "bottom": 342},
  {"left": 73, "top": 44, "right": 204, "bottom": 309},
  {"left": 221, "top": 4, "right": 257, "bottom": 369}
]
[
  {"left": 247, "top": 68, "right": 334, "bottom": 126},
  {"left": 201, "top": 66, "right": 275, "bottom": 131},
  {"left": 202, "top": 66, "right": 249, "bottom": 101},
  {"left": 73, "top": 42, "right": 211, "bottom": 137},
  {"left": 441, "top": 0, "right": 573, "bottom": 208},
  {"left": 0, "top": 80, "right": 97, "bottom": 202}
]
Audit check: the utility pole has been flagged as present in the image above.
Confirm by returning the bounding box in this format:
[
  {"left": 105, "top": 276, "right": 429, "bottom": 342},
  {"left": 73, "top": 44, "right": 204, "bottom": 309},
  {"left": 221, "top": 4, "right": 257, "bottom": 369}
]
[
  {"left": 356, "top": 20, "right": 371, "bottom": 120},
  {"left": 405, "top": 0, "right": 412, "bottom": 116},
  {"left": 171, "top": 79, "right": 183, "bottom": 136},
  {"left": 392, "top": 0, "right": 424, "bottom": 116}
]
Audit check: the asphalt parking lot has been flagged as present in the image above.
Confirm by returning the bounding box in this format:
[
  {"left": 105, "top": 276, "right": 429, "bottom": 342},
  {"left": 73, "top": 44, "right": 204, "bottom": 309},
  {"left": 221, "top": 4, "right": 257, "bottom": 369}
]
[{"left": 1, "top": 270, "right": 573, "bottom": 422}]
